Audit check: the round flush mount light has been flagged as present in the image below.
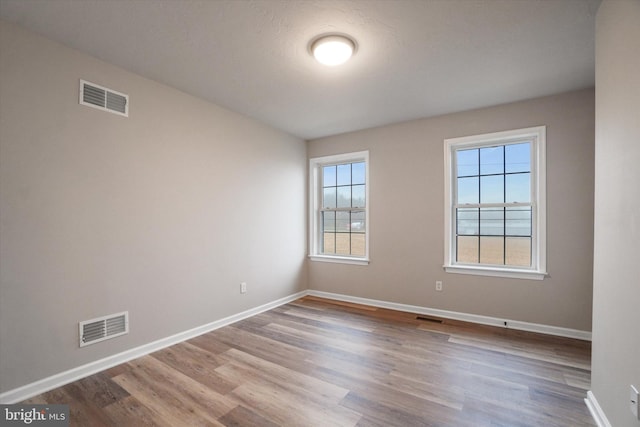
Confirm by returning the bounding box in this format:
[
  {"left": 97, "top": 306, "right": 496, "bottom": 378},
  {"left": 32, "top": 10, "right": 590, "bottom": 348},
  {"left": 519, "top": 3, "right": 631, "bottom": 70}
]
[{"left": 310, "top": 34, "right": 357, "bottom": 66}]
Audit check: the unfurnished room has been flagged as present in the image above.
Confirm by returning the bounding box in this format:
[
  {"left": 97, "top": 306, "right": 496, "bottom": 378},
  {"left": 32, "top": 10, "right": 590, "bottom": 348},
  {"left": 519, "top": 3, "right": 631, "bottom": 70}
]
[{"left": 0, "top": 0, "right": 638, "bottom": 426}]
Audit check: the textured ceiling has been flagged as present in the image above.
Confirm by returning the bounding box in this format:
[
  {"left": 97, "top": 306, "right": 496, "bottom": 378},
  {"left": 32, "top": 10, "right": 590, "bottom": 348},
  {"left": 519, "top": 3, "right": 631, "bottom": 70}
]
[{"left": 0, "top": 0, "right": 600, "bottom": 139}]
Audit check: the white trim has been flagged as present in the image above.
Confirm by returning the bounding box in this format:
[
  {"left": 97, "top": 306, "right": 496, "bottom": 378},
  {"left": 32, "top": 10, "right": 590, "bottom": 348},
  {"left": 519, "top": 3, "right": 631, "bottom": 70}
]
[
  {"left": 444, "top": 265, "right": 546, "bottom": 280},
  {"left": 585, "top": 391, "right": 612, "bottom": 427},
  {"left": 306, "top": 290, "right": 591, "bottom": 341},
  {"left": 0, "top": 291, "right": 306, "bottom": 404},
  {"left": 443, "top": 126, "right": 547, "bottom": 278},
  {"left": 308, "top": 255, "right": 369, "bottom": 265},
  {"left": 309, "top": 151, "right": 370, "bottom": 263}
]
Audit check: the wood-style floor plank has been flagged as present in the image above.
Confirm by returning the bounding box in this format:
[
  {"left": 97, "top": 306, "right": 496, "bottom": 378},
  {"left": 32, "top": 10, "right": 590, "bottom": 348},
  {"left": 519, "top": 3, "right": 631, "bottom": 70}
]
[
  {"left": 101, "top": 396, "right": 167, "bottom": 427},
  {"left": 150, "top": 342, "right": 238, "bottom": 395},
  {"left": 22, "top": 296, "right": 594, "bottom": 426},
  {"left": 217, "top": 405, "right": 280, "bottom": 427}
]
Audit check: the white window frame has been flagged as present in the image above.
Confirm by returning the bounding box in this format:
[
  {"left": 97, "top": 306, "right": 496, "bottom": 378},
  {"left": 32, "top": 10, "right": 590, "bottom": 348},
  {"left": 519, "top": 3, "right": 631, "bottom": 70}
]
[
  {"left": 444, "top": 126, "right": 547, "bottom": 280},
  {"left": 309, "top": 151, "right": 370, "bottom": 265}
]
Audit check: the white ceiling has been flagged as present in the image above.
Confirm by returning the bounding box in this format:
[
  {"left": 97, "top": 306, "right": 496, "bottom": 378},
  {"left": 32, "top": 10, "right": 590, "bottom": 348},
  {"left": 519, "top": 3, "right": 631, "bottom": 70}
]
[{"left": 0, "top": 0, "right": 600, "bottom": 140}]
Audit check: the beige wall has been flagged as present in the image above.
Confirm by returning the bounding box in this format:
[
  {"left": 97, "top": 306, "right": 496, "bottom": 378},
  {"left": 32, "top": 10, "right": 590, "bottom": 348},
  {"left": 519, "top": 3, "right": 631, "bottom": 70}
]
[
  {"left": 591, "top": 1, "right": 640, "bottom": 426},
  {"left": 0, "top": 21, "right": 307, "bottom": 394},
  {"left": 308, "top": 89, "right": 595, "bottom": 332}
]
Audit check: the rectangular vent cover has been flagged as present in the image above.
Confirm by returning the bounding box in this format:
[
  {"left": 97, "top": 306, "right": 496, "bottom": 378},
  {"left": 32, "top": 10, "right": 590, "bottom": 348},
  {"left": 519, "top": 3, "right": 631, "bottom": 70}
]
[
  {"left": 79, "top": 80, "right": 128, "bottom": 116},
  {"left": 79, "top": 311, "right": 129, "bottom": 347},
  {"left": 416, "top": 315, "right": 444, "bottom": 324}
]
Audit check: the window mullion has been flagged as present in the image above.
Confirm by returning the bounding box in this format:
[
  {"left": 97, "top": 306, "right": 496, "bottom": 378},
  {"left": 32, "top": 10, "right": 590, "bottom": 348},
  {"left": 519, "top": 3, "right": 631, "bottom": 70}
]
[
  {"left": 321, "top": 207, "right": 360, "bottom": 212},
  {"left": 477, "top": 150, "right": 481, "bottom": 263},
  {"left": 503, "top": 145, "right": 507, "bottom": 265},
  {"left": 453, "top": 202, "right": 531, "bottom": 209}
]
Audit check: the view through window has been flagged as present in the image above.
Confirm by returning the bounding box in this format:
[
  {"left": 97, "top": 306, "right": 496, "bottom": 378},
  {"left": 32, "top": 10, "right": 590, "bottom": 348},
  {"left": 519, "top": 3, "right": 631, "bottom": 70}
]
[
  {"left": 455, "top": 142, "right": 532, "bottom": 266},
  {"left": 321, "top": 161, "right": 366, "bottom": 256}
]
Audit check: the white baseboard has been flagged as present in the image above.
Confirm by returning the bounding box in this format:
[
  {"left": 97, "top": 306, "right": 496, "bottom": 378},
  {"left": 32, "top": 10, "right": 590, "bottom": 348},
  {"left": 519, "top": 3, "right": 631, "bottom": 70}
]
[
  {"left": 0, "top": 290, "right": 307, "bottom": 404},
  {"left": 585, "top": 390, "right": 612, "bottom": 427},
  {"left": 0, "top": 288, "right": 592, "bottom": 404},
  {"left": 306, "top": 290, "right": 592, "bottom": 341}
]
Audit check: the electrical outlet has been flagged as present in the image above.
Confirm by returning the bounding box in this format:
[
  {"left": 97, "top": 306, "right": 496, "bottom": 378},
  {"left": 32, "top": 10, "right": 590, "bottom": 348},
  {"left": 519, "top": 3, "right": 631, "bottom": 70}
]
[
  {"left": 240, "top": 282, "right": 247, "bottom": 294},
  {"left": 435, "top": 281, "right": 443, "bottom": 292},
  {"left": 631, "top": 385, "right": 639, "bottom": 419}
]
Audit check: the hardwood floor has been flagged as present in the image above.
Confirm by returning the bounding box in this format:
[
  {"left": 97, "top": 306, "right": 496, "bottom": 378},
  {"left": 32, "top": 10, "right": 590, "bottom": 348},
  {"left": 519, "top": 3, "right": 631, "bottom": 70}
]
[{"left": 24, "top": 296, "right": 594, "bottom": 426}]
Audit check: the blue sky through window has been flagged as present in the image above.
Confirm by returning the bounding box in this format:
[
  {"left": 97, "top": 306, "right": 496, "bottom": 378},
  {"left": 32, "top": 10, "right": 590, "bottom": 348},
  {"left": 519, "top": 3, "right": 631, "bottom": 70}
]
[{"left": 456, "top": 142, "right": 530, "bottom": 204}]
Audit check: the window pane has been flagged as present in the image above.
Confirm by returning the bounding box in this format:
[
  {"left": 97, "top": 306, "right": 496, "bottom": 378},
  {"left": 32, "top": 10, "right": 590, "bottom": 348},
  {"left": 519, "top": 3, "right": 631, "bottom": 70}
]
[
  {"left": 457, "top": 208, "right": 479, "bottom": 235},
  {"left": 457, "top": 236, "right": 479, "bottom": 263},
  {"left": 457, "top": 149, "right": 478, "bottom": 177},
  {"left": 323, "top": 211, "right": 336, "bottom": 233},
  {"left": 323, "top": 233, "right": 335, "bottom": 254},
  {"left": 323, "top": 187, "right": 336, "bottom": 208},
  {"left": 480, "top": 208, "right": 504, "bottom": 236},
  {"left": 480, "top": 236, "right": 504, "bottom": 265},
  {"left": 351, "top": 233, "right": 366, "bottom": 256},
  {"left": 337, "top": 164, "right": 351, "bottom": 186},
  {"left": 352, "top": 162, "right": 365, "bottom": 185},
  {"left": 445, "top": 128, "right": 544, "bottom": 272},
  {"left": 335, "top": 233, "right": 350, "bottom": 255},
  {"left": 506, "top": 207, "right": 531, "bottom": 236},
  {"left": 480, "top": 175, "right": 504, "bottom": 204},
  {"left": 336, "top": 211, "right": 350, "bottom": 232},
  {"left": 337, "top": 186, "right": 351, "bottom": 208},
  {"left": 505, "top": 142, "right": 530, "bottom": 173},
  {"left": 480, "top": 146, "right": 503, "bottom": 175},
  {"left": 506, "top": 237, "right": 531, "bottom": 266},
  {"left": 505, "top": 172, "right": 530, "bottom": 203},
  {"left": 352, "top": 185, "right": 365, "bottom": 208},
  {"left": 457, "top": 177, "right": 479, "bottom": 204},
  {"left": 313, "top": 154, "right": 369, "bottom": 260},
  {"left": 323, "top": 165, "right": 336, "bottom": 187},
  {"left": 351, "top": 210, "right": 365, "bottom": 232}
]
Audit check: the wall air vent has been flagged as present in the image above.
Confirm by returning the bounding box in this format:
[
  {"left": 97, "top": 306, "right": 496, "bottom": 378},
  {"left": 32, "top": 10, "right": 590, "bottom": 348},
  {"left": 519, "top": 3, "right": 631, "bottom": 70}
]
[
  {"left": 79, "top": 80, "right": 128, "bottom": 117},
  {"left": 79, "top": 311, "right": 129, "bottom": 347}
]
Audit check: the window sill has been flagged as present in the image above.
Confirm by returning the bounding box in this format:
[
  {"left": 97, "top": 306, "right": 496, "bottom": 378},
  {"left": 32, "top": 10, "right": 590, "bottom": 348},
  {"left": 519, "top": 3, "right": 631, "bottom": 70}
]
[
  {"left": 444, "top": 265, "right": 546, "bottom": 280},
  {"left": 309, "top": 255, "right": 370, "bottom": 266}
]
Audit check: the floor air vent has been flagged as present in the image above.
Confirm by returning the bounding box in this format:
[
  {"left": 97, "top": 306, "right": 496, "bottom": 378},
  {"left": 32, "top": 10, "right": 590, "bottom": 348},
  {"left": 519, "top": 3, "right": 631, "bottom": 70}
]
[
  {"left": 416, "top": 315, "right": 444, "bottom": 324},
  {"left": 79, "top": 311, "right": 129, "bottom": 347},
  {"left": 79, "top": 80, "right": 128, "bottom": 117}
]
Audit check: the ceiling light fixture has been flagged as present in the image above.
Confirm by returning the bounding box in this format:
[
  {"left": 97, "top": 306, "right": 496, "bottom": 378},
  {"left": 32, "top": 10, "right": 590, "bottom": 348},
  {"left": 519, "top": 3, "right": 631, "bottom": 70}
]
[{"left": 310, "top": 34, "right": 356, "bottom": 67}]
